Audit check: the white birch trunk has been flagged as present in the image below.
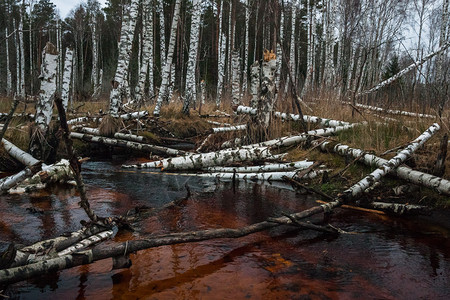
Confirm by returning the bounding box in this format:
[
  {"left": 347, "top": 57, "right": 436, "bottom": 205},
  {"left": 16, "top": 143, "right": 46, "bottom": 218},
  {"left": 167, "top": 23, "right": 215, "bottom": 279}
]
[
  {"left": 242, "top": 0, "right": 250, "bottom": 94},
  {"left": 90, "top": 14, "right": 100, "bottom": 99},
  {"left": 358, "top": 41, "right": 450, "bottom": 97},
  {"left": 212, "top": 124, "right": 247, "bottom": 133},
  {"left": 157, "top": 0, "right": 166, "bottom": 69},
  {"left": 69, "top": 132, "right": 185, "bottom": 157},
  {"left": 76, "top": 127, "right": 144, "bottom": 143},
  {"left": 200, "top": 80, "right": 206, "bottom": 104},
  {"left": 236, "top": 105, "right": 350, "bottom": 127},
  {"left": 135, "top": 0, "right": 155, "bottom": 105},
  {"left": 6, "top": 23, "right": 12, "bottom": 96},
  {"left": 216, "top": 0, "right": 225, "bottom": 107},
  {"left": 153, "top": 0, "right": 182, "bottom": 116},
  {"left": 231, "top": 50, "right": 241, "bottom": 107},
  {"left": 338, "top": 124, "right": 440, "bottom": 198},
  {"left": 1, "top": 138, "right": 40, "bottom": 167},
  {"left": 250, "top": 61, "right": 260, "bottom": 108},
  {"left": 0, "top": 168, "right": 34, "bottom": 193},
  {"left": 185, "top": 169, "right": 324, "bottom": 182},
  {"left": 122, "top": 147, "right": 273, "bottom": 170},
  {"left": 285, "top": 2, "right": 297, "bottom": 94},
  {"left": 57, "top": 230, "right": 114, "bottom": 257},
  {"left": 301, "top": 0, "right": 314, "bottom": 97},
  {"left": 344, "top": 102, "right": 435, "bottom": 119},
  {"left": 205, "top": 160, "right": 315, "bottom": 173},
  {"left": 183, "top": 0, "right": 202, "bottom": 114},
  {"left": 61, "top": 48, "right": 74, "bottom": 110},
  {"left": 109, "top": 0, "right": 140, "bottom": 117},
  {"left": 245, "top": 124, "right": 359, "bottom": 149},
  {"left": 19, "top": 12, "right": 25, "bottom": 97},
  {"left": 275, "top": 5, "right": 284, "bottom": 94},
  {"left": 35, "top": 42, "right": 58, "bottom": 133},
  {"left": 436, "top": 0, "right": 449, "bottom": 86},
  {"left": 317, "top": 140, "right": 450, "bottom": 196},
  {"left": 14, "top": 19, "right": 20, "bottom": 96}
]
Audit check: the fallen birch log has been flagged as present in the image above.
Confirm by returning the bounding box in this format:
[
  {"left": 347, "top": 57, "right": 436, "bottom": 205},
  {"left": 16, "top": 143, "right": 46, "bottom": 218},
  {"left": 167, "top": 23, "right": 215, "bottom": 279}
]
[
  {"left": 76, "top": 127, "right": 144, "bottom": 143},
  {"left": 1, "top": 138, "right": 40, "bottom": 167},
  {"left": 69, "top": 132, "right": 185, "bottom": 157},
  {"left": 56, "top": 229, "right": 114, "bottom": 257},
  {"left": 206, "top": 120, "right": 232, "bottom": 127},
  {"left": 186, "top": 169, "right": 325, "bottom": 182},
  {"left": 204, "top": 160, "right": 315, "bottom": 173},
  {"left": 245, "top": 124, "right": 359, "bottom": 149},
  {"left": 236, "top": 105, "right": 350, "bottom": 127},
  {"left": 0, "top": 167, "right": 36, "bottom": 192},
  {"left": 344, "top": 102, "right": 435, "bottom": 119},
  {"left": 340, "top": 123, "right": 440, "bottom": 198},
  {"left": 122, "top": 147, "right": 272, "bottom": 170},
  {"left": 212, "top": 124, "right": 247, "bottom": 133},
  {"left": 67, "top": 111, "right": 148, "bottom": 125},
  {"left": 364, "top": 202, "right": 431, "bottom": 216},
  {"left": 315, "top": 138, "right": 450, "bottom": 196}
]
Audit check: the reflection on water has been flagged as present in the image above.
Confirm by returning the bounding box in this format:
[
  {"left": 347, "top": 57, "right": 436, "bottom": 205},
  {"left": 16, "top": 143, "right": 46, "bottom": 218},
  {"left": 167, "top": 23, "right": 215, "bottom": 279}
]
[{"left": 1, "top": 159, "right": 450, "bottom": 299}]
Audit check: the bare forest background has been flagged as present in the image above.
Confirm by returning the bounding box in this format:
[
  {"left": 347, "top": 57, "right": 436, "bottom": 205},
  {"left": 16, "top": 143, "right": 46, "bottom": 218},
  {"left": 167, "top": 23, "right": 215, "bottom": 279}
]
[{"left": 0, "top": 0, "right": 449, "bottom": 115}]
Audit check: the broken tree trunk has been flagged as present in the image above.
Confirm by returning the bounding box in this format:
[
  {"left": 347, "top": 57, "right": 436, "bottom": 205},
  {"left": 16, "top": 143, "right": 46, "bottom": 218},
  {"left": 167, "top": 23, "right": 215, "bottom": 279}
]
[
  {"left": 75, "top": 127, "right": 144, "bottom": 143},
  {"left": 69, "top": 132, "right": 185, "bottom": 157},
  {"left": 2, "top": 138, "right": 40, "bottom": 167},
  {"left": 316, "top": 139, "right": 450, "bottom": 196},
  {"left": 30, "top": 42, "right": 58, "bottom": 159},
  {"left": 122, "top": 147, "right": 273, "bottom": 170},
  {"left": 364, "top": 202, "right": 432, "bottom": 216},
  {"left": 188, "top": 169, "right": 325, "bottom": 182},
  {"left": 344, "top": 102, "right": 435, "bottom": 119},
  {"left": 250, "top": 61, "right": 260, "bottom": 108}
]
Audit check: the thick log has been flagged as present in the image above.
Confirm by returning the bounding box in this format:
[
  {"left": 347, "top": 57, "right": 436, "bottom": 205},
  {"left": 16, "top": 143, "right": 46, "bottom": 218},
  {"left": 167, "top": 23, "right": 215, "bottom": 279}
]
[
  {"left": 69, "top": 132, "right": 185, "bottom": 157},
  {"left": 212, "top": 124, "right": 247, "bottom": 133},
  {"left": 185, "top": 169, "right": 325, "bottom": 182},
  {"left": 76, "top": 127, "right": 144, "bottom": 143},
  {"left": 204, "top": 160, "right": 315, "bottom": 173},
  {"left": 245, "top": 124, "right": 359, "bottom": 149},
  {"left": 316, "top": 139, "right": 450, "bottom": 196},
  {"left": 2, "top": 138, "right": 40, "bottom": 167},
  {"left": 364, "top": 202, "right": 432, "bottom": 216},
  {"left": 122, "top": 147, "right": 272, "bottom": 170}
]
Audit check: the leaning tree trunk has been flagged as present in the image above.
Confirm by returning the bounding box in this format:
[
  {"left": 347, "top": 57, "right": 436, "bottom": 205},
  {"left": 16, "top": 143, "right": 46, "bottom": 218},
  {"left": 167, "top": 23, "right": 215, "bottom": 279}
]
[
  {"left": 183, "top": 0, "right": 202, "bottom": 115},
  {"left": 153, "top": 0, "right": 182, "bottom": 116},
  {"left": 61, "top": 48, "right": 74, "bottom": 110},
  {"left": 109, "top": 0, "right": 140, "bottom": 117},
  {"left": 29, "top": 42, "right": 58, "bottom": 160}
]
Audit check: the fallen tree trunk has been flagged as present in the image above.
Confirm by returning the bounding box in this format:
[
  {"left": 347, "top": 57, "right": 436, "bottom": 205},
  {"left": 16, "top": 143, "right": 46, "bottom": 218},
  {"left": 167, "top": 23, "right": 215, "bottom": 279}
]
[
  {"left": 364, "top": 202, "right": 432, "bottom": 216},
  {"left": 122, "top": 147, "right": 272, "bottom": 170},
  {"left": 344, "top": 102, "right": 435, "bottom": 119},
  {"left": 236, "top": 105, "right": 350, "bottom": 127},
  {"left": 1, "top": 138, "right": 40, "bottom": 167},
  {"left": 204, "top": 160, "right": 315, "bottom": 173},
  {"left": 245, "top": 124, "right": 360, "bottom": 149},
  {"left": 69, "top": 132, "right": 185, "bottom": 157},
  {"left": 212, "top": 124, "right": 247, "bottom": 133},
  {"left": 185, "top": 169, "right": 325, "bottom": 182},
  {"left": 76, "top": 127, "right": 144, "bottom": 143},
  {"left": 316, "top": 138, "right": 450, "bottom": 196},
  {"left": 67, "top": 111, "right": 148, "bottom": 125}
]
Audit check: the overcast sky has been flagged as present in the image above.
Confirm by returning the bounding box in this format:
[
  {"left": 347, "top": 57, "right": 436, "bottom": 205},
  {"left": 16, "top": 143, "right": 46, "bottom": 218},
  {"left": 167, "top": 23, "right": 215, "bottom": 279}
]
[{"left": 52, "top": 0, "right": 107, "bottom": 19}]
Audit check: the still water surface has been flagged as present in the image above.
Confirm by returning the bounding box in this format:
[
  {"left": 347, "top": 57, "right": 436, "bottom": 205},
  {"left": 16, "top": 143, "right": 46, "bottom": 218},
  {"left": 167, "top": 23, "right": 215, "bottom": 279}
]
[{"left": 1, "top": 159, "right": 449, "bottom": 299}]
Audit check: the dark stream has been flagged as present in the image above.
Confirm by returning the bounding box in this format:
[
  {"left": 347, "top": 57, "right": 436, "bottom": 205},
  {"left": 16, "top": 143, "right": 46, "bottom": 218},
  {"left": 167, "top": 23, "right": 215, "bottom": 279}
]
[{"left": 1, "top": 158, "right": 450, "bottom": 299}]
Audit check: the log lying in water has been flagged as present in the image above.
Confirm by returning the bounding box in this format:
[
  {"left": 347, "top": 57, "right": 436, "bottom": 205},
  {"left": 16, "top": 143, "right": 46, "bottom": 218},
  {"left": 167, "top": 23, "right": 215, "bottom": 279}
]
[
  {"left": 364, "top": 202, "right": 432, "bottom": 216},
  {"left": 122, "top": 147, "right": 273, "bottom": 170},
  {"left": 70, "top": 132, "right": 185, "bottom": 157},
  {"left": 183, "top": 169, "right": 325, "bottom": 182},
  {"left": 204, "top": 160, "right": 315, "bottom": 173},
  {"left": 315, "top": 137, "right": 450, "bottom": 196},
  {"left": 236, "top": 105, "right": 351, "bottom": 127}
]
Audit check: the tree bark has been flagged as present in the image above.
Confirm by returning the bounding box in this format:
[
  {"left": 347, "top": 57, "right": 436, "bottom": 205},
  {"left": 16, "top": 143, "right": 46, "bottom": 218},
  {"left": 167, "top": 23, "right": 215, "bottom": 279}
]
[{"left": 61, "top": 48, "right": 74, "bottom": 110}]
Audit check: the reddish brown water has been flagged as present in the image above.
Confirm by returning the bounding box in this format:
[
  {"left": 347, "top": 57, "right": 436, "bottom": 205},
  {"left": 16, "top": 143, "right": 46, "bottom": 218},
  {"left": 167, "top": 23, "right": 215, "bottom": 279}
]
[{"left": 1, "top": 159, "right": 450, "bottom": 299}]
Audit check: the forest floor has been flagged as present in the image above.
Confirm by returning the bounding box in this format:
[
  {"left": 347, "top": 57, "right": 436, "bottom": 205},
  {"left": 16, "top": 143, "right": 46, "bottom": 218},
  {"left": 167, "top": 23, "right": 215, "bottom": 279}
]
[{"left": 1, "top": 94, "right": 449, "bottom": 211}]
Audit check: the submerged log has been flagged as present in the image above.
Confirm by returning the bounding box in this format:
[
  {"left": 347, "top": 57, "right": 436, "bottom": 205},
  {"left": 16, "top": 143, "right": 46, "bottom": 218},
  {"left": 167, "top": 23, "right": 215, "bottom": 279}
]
[
  {"left": 122, "top": 147, "right": 272, "bottom": 170},
  {"left": 69, "top": 132, "right": 185, "bottom": 157},
  {"left": 364, "top": 202, "right": 432, "bottom": 216}
]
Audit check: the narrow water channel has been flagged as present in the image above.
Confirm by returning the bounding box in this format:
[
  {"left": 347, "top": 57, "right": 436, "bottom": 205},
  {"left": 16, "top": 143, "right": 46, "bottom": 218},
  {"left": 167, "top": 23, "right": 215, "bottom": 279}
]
[{"left": 1, "top": 159, "right": 449, "bottom": 299}]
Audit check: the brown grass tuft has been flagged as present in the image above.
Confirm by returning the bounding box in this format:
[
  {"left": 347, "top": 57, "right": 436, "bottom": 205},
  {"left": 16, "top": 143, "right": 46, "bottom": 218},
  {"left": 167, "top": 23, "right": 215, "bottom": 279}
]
[{"left": 99, "top": 115, "right": 121, "bottom": 136}]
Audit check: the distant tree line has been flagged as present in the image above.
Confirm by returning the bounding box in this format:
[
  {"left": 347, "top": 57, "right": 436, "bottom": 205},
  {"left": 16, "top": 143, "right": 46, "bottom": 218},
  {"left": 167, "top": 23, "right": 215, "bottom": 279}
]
[{"left": 0, "top": 0, "right": 448, "bottom": 111}]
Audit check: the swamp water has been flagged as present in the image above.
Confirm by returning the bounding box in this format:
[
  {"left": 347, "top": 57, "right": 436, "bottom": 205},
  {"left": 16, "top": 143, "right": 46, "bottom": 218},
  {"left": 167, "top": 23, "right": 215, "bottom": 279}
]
[{"left": 1, "top": 159, "right": 449, "bottom": 299}]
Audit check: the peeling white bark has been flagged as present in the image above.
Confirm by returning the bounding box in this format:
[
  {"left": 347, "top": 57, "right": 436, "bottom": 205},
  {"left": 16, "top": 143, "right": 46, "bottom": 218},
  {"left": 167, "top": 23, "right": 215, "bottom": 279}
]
[
  {"left": 204, "top": 160, "right": 315, "bottom": 173},
  {"left": 212, "top": 124, "right": 247, "bottom": 133},
  {"left": 344, "top": 102, "right": 435, "bottom": 119},
  {"left": 76, "top": 127, "right": 144, "bottom": 143},
  {"left": 185, "top": 169, "right": 324, "bottom": 182},
  {"left": 1, "top": 138, "right": 40, "bottom": 167},
  {"left": 250, "top": 61, "right": 260, "bottom": 108},
  {"left": 122, "top": 147, "right": 273, "bottom": 171},
  {"left": 231, "top": 50, "right": 241, "bottom": 107},
  {"left": 57, "top": 230, "right": 114, "bottom": 257},
  {"left": 61, "top": 48, "right": 74, "bottom": 110}
]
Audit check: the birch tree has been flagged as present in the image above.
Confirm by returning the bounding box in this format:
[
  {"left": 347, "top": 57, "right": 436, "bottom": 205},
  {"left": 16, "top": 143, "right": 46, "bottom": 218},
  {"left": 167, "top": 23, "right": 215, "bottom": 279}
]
[
  {"left": 183, "top": 0, "right": 202, "bottom": 115},
  {"left": 5, "top": 2, "right": 12, "bottom": 96},
  {"left": 285, "top": 1, "right": 297, "bottom": 94},
  {"left": 216, "top": 0, "right": 226, "bottom": 107},
  {"left": 153, "top": 0, "right": 182, "bottom": 116},
  {"left": 242, "top": 0, "right": 250, "bottom": 94},
  {"left": 135, "top": 0, "right": 155, "bottom": 106},
  {"left": 19, "top": 6, "right": 25, "bottom": 97},
  {"left": 108, "top": 0, "right": 140, "bottom": 117},
  {"left": 90, "top": 13, "right": 101, "bottom": 98},
  {"left": 61, "top": 48, "right": 74, "bottom": 110}
]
